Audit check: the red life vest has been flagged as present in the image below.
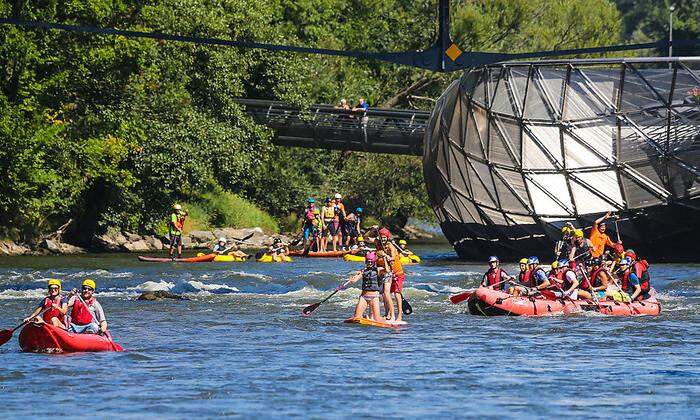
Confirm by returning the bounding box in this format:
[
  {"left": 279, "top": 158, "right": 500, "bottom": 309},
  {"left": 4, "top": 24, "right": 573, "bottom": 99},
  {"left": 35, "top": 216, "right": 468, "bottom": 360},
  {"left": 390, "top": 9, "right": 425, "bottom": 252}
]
[
  {"left": 590, "top": 268, "right": 605, "bottom": 288},
  {"left": 518, "top": 270, "right": 532, "bottom": 287},
  {"left": 42, "top": 296, "right": 65, "bottom": 324},
  {"left": 485, "top": 268, "right": 503, "bottom": 288},
  {"left": 633, "top": 260, "right": 651, "bottom": 294},
  {"left": 71, "top": 297, "right": 95, "bottom": 325}
]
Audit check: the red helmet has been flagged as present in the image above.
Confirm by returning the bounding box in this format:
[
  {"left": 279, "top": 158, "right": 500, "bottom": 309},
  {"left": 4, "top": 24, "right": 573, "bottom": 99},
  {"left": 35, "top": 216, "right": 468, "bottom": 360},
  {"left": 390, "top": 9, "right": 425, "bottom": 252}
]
[
  {"left": 613, "top": 243, "right": 624, "bottom": 255},
  {"left": 378, "top": 228, "right": 392, "bottom": 239},
  {"left": 624, "top": 250, "right": 637, "bottom": 261}
]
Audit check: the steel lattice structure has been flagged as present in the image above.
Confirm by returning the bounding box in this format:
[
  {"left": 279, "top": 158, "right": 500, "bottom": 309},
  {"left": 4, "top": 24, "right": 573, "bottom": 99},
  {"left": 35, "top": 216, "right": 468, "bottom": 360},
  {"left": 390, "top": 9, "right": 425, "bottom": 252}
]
[{"left": 424, "top": 58, "right": 700, "bottom": 261}]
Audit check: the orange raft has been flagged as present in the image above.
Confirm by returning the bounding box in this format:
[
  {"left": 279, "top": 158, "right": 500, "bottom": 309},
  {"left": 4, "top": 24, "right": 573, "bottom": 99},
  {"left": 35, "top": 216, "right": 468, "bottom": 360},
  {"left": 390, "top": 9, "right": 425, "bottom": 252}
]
[
  {"left": 467, "top": 286, "right": 660, "bottom": 317},
  {"left": 288, "top": 250, "right": 354, "bottom": 258},
  {"left": 343, "top": 317, "right": 408, "bottom": 328},
  {"left": 19, "top": 323, "right": 124, "bottom": 353}
]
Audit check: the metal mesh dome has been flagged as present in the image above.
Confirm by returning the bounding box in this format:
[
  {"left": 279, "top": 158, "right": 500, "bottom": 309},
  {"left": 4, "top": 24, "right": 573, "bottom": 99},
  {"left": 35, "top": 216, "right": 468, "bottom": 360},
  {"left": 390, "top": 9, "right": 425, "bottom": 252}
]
[{"left": 423, "top": 58, "right": 700, "bottom": 261}]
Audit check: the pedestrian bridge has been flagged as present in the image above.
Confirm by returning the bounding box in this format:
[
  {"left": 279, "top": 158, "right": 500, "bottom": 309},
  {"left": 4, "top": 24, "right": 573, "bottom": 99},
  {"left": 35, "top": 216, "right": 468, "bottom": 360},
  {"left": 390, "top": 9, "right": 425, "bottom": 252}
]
[{"left": 235, "top": 99, "right": 428, "bottom": 156}]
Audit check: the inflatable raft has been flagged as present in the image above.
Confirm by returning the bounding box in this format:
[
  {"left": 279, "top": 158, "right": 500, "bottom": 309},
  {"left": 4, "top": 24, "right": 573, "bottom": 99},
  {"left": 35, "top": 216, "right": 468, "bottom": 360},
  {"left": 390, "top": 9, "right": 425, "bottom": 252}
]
[
  {"left": 256, "top": 254, "right": 292, "bottom": 263},
  {"left": 343, "top": 253, "right": 421, "bottom": 264},
  {"left": 288, "top": 250, "right": 353, "bottom": 258},
  {"left": 213, "top": 254, "right": 246, "bottom": 262},
  {"left": 19, "top": 323, "right": 123, "bottom": 353},
  {"left": 138, "top": 254, "right": 216, "bottom": 263},
  {"left": 343, "top": 317, "right": 408, "bottom": 329},
  {"left": 467, "top": 286, "right": 660, "bottom": 317}
]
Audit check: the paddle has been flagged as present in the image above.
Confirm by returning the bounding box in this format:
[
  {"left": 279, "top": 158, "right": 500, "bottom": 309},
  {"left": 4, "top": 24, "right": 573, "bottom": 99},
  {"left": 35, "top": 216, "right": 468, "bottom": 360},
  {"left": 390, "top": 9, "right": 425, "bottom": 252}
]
[
  {"left": 0, "top": 307, "right": 52, "bottom": 347},
  {"left": 401, "top": 296, "right": 413, "bottom": 315},
  {"left": 449, "top": 289, "right": 474, "bottom": 304},
  {"left": 301, "top": 280, "right": 351, "bottom": 316},
  {"left": 614, "top": 215, "right": 621, "bottom": 243}
]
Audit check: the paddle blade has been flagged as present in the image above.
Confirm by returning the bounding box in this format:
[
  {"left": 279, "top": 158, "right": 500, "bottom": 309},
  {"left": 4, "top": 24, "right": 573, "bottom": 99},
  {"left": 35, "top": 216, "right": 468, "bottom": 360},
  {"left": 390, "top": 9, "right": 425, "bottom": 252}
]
[
  {"left": 402, "top": 297, "right": 413, "bottom": 315},
  {"left": 301, "top": 302, "right": 321, "bottom": 316},
  {"left": 0, "top": 329, "right": 14, "bottom": 346},
  {"left": 449, "top": 290, "right": 473, "bottom": 304}
]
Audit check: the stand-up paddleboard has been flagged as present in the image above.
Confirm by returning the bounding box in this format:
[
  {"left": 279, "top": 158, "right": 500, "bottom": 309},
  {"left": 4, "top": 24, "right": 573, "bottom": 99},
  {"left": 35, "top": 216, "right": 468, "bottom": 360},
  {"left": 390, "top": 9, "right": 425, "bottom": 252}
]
[{"left": 343, "top": 317, "right": 408, "bottom": 329}]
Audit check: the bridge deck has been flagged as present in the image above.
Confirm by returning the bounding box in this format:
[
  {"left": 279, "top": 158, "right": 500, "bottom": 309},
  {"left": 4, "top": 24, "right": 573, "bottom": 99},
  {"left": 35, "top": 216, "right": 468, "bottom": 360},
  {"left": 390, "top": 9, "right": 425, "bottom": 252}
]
[{"left": 236, "top": 99, "right": 428, "bottom": 156}]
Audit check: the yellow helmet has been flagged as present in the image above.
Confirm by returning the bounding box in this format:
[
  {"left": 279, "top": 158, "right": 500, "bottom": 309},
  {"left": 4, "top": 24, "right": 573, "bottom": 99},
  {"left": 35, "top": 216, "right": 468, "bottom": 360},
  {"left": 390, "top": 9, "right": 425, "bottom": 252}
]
[
  {"left": 398, "top": 239, "right": 407, "bottom": 245},
  {"left": 47, "top": 279, "right": 62, "bottom": 288},
  {"left": 519, "top": 258, "right": 528, "bottom": 264},
  {"left": 561, "top": 226, "right": 570, "bottom": 234},
  {"left": 574, "top": 229, "right": 584, "bottom": 238},
  {"left": 82, "top": 279, "right": 96, "bottom": 290},
  {"left": 357, "top": 236, "right": 364, "bottom": 242},
  {"left": 551, "top": 261, "right": 559, "bottom": 269}
]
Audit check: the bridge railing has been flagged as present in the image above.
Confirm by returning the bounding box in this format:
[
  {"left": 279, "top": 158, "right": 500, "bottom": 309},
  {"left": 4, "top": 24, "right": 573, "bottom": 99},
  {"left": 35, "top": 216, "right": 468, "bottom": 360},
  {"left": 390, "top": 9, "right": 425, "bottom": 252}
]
[{"left": 235, "top": 99, "right": 428, "bottom": 156}]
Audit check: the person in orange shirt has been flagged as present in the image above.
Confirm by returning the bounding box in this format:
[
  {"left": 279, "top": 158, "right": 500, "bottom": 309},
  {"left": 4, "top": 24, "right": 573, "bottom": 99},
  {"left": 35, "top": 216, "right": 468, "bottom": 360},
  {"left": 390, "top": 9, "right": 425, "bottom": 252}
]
[{"left": 589, "top": 211, "right": 616, "bottom": 258}]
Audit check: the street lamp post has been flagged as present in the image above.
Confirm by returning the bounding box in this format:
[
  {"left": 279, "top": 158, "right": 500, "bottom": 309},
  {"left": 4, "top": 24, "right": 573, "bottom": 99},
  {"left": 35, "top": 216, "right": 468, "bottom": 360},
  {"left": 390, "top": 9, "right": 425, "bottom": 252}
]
[{"left": 669, "top": 4, "right": 675, "bottom": 68}]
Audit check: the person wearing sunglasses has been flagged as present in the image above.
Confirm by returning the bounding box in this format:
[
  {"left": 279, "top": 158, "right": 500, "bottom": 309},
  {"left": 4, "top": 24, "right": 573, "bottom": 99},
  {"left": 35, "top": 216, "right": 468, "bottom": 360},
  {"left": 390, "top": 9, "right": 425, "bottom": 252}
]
[
  {"left": 67, "top": 279, "right": 108, "bottom": 335},
  {"left": 23, "top": 279, "right": 67, "bottom": 328}
]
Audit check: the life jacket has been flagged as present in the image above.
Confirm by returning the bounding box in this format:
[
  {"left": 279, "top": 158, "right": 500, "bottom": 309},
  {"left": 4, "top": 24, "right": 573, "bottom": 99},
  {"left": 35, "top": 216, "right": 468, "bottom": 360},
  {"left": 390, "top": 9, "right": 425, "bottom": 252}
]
[
  {"left": 518, "top": 270, "right": 532, "bottom": 287},
  {"left": 391, "top": 255, "right": 404, "bottom": 276},
  {"left": 361, "top": 268, "right": 380, "bottom": 292},
  {"left": 485, "top": 268, "right": 504, "bottom": 288},
  {"left": 590, "top": 267, "right": 605, "bottom": 288},
  {"left": 633, "top": 260, "right": 651, "bottom": 294},
  {"left": 531, "top": 267, "right": 547, "bottom": 286},
  {"left": 42, "top": 296, "right": 65, "bottom": 324},
  {"left": 71, "top": 297, "right": 96, "bottom": 325},
  {"left": 561, "top": 269, "right": 576, "bottom": 290}
]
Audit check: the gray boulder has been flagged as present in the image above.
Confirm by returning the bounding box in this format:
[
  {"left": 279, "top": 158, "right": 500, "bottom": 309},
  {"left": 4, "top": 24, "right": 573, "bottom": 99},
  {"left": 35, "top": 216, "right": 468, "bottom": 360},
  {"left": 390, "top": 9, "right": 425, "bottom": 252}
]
[
  {"left": 122, "top": 240, "right": 150, "bottom": 252},
  {"left": 137, "top": 290, "right": 187, "bottom": 301},
  {"left": 42, "top": 239, "right": 86, "bottom": 254}
]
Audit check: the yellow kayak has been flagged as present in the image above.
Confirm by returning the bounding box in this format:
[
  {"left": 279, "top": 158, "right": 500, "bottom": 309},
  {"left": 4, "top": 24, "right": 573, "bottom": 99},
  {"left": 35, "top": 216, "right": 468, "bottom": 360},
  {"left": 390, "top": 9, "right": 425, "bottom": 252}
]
[
  {"left": 343, "top": 254, "right": 421, "bottom": 264},
  {"left": 213, "top": 254, "right": 247, "bottom": 262},
  {"left": 257, "top": 254, "right": 292, "bottom": 263}
]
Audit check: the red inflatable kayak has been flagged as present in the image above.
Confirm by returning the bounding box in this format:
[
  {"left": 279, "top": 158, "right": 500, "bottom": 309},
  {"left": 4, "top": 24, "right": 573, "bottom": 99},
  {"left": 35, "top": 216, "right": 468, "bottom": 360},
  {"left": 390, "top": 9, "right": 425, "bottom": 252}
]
[
  {"left": 467, "top": 286, "right": 660, "bottom": 317},
  {"left": 138, "top": 254, "right": 216, "bottom": 262},
  {"left": 288, "top": 250, "right": 354, "bottom": 258},
  {"left": 19, "top": 323, "right": 124, "bottom": 353}
]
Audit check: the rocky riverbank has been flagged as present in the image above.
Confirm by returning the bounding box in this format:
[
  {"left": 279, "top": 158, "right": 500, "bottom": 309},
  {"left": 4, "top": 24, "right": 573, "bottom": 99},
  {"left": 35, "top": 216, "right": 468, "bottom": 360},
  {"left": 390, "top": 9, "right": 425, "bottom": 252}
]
[{"left": 0, "top": 227, "right": 288, "bottom": 256}]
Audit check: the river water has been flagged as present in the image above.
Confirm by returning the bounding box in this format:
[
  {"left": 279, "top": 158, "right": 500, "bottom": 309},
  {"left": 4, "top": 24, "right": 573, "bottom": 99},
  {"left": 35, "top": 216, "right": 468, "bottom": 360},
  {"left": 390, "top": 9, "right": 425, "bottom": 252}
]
[{"left": 0, "top": 244, "right": 698, "bottom": 418}]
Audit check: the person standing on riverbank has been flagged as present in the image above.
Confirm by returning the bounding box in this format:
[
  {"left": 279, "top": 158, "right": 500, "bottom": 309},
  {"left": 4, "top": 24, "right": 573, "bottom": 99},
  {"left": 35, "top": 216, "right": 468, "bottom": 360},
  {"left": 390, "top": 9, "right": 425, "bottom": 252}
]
[{"left": 169, "top": 204, "right": 187, "bottom": 259}]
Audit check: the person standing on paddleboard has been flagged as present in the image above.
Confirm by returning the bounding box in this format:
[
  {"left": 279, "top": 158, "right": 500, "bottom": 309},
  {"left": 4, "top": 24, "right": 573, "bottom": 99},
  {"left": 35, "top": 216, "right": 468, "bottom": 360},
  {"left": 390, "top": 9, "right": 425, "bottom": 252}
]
[
  {"left": 345, "top": 252, "right": 383, "bottom": 322},
  {"left": 302, "top": 198, "right": 316, "bottom": 250},
  {"left": 376, "top": 228, "right": 405, "bottom": 321},
  {"left": 169, "top": 204, "right": 187, "bottom": 259},
  {"left": 67, "top": 279, "right": 108, "bottom": 335},
  {"left": 23, "top": 279, "right": 67, "bottom": 329}
]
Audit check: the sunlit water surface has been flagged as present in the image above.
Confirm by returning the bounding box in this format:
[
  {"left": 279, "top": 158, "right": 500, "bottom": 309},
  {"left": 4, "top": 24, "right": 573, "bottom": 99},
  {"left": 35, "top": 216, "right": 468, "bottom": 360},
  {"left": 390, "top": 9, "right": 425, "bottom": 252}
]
[{"left": 0, "top": 245, "right": 698, "bottom": 418}]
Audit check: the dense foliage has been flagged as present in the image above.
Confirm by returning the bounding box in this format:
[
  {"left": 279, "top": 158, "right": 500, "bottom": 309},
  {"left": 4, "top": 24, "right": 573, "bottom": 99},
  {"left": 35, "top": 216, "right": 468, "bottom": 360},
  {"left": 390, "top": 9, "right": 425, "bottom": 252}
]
[{"left": 0, "top": 0, "right": 624, "bottom": 244}]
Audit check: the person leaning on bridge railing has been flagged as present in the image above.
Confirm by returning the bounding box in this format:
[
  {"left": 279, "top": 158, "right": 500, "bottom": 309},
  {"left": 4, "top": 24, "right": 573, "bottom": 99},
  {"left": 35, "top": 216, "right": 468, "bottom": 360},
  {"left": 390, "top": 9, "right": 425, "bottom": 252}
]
[{"left": 352, "top": 98, "right": 369, "bottom": 127}]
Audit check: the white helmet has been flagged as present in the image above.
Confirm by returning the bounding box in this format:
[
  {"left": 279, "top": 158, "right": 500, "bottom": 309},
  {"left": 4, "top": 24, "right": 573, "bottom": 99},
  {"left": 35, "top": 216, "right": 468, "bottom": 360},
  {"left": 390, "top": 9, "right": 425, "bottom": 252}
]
[
  {"left": 173, "top": 204, "right": 182, "bottom": 210},
  {"left": 218, "top": 237, "right": 226, "bottom": 243},
  {"left": 334, "top": 193, "right": 342, "bottom": 199}
]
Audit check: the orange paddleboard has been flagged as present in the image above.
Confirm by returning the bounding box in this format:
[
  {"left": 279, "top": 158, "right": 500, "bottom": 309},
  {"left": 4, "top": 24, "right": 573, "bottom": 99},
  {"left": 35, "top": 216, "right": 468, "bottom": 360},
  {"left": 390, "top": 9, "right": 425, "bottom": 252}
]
[{"left": 343, "top": 317, "right": 408, "bottom": 329}]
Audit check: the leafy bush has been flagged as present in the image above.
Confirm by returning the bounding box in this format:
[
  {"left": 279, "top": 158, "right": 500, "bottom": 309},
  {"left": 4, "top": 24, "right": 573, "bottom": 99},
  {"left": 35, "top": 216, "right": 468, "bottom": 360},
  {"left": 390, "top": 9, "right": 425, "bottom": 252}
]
[{"left": 201, "top": 191, "right": 279, "bottom": 234}]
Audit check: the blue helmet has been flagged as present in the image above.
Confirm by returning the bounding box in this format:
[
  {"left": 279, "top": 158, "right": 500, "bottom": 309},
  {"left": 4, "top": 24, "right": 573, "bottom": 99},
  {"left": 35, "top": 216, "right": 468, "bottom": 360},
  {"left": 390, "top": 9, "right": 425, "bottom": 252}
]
[
  {"left": 527, "top": 256, "right": 539, "bottom": 265},
  {"left": 558, "top": 259, "right": 569, "bottom": 268},
  {"left": 619, "top": 257, "right": 631, "bottom": 266},
  {"left": 488, "top": 256, "right": 499, "bottom": 263},
  {"left": 356, "top": 207, "right": 363, "bottom": 213},
  {"left": 307, "top": 197, "right": 315, "bottom": 203}
]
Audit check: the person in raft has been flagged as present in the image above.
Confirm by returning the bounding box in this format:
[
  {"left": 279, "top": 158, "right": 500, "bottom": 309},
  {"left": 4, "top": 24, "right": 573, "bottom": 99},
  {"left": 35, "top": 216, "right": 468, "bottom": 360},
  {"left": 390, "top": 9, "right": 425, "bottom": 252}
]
[
  {"left": 267, "top": 238, "right": 289, "bottom": 261},
  {"left": 481, "top": 256, "right": 510, "bottom": 291},
  {"left": 345, "top": 251, "right": 383, "bottom": 321},
  {"left": 169, "top": 204, "right": 188, "bottom": 259},
  {"left": 212, "top": 237, "right": 247, "bottom": 258},
  {"left": 396, "top": 239, "right": 416, "bottom": 257},
  {"left": 616, "top": 257, "right": 651, "bottom": 302},
  {"left": 590, "top": 211, "right": 618, "bottom": 259},
  {"left": 24, "top": 279, "right": 68, "bottom": 328},
  {"left": 587, "top": 257, "right": 612, "bottom": 299},
  {"left": 67, "top": 279, "right": 108, "bottom": 335},
  {"left": 508, "top": 258, "right": 531, "bottom": 296}
]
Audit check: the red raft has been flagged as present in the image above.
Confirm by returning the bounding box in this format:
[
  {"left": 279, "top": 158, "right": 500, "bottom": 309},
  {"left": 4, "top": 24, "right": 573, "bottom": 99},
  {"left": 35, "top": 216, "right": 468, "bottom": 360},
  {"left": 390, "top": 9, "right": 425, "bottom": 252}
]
[
  {"left": 19, "top": 323, "right": 123, "bottom": 353},
  {"left": 138, "top": 253, "right": 216, "bottom": 263},
  {"left": 288, "top": 249, "right": 354, "bottom": 258},
  {"left": 467, "top": 286, "right": 660, "bottom": 317}
]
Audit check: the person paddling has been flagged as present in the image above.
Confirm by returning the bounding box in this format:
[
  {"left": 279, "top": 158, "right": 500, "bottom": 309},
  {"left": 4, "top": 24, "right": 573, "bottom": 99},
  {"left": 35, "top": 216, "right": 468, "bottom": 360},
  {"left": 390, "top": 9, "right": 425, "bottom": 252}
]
[
  {"left": 481, "top": 256, "right": 510, "bottom": 291},
  {"left": 23, "top": 279, "right": 67, "bottom": 329},
  {"left": 212, "top": 237, "right": 248, "bottom": 258},
  {"left": 587, "top": 257, "right": 611, "bottom": 299},
  {"left": 267, "top": 238, "right": 289, "bottom": 262},
  {"left": 376, "top": 228, "right": 405, "bottom": 321},
  {"left": 169, "top": 204, "right": 187, "bottom": 259},
  {"left": 617, "top": 257, "right": 650, "bottom": 302},
  {"left": 67, "top": 279, "right": 108, "bottom": 335},
  {"left": 344, "top": 252, "right": 384, "bottom": 322},
  {"left": 508, "top": 258, "right": 531, "bottom": 296}
]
